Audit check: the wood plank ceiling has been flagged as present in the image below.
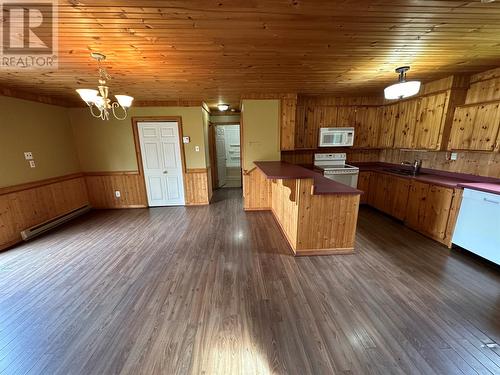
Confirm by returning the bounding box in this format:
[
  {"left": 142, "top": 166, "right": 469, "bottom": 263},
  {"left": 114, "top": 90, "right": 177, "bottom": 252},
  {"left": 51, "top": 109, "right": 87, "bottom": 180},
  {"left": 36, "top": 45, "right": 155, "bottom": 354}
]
[{"left": 1, "top": 0, "right": 500, "bottom": 109}]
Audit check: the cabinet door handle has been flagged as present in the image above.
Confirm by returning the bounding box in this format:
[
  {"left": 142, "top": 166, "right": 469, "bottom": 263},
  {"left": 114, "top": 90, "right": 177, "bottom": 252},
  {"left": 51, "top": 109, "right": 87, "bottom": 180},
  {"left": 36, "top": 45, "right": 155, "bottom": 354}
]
[{"left": 484, "top": 197, "right": 499, "bottom": 205}]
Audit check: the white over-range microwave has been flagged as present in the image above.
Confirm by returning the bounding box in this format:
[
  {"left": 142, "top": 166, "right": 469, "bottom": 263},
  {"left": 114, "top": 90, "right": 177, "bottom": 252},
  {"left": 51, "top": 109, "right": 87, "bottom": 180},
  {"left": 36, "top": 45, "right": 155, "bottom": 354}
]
[{"left": 318, "top": 127, "right": 355, "bottom": 147}]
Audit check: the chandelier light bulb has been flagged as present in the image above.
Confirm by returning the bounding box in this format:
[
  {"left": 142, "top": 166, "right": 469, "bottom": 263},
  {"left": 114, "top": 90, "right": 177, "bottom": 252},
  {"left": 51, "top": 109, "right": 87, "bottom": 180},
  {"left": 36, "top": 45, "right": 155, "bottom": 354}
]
[{"left": 76, "top": 53, "right": 134, "bottom": 120}]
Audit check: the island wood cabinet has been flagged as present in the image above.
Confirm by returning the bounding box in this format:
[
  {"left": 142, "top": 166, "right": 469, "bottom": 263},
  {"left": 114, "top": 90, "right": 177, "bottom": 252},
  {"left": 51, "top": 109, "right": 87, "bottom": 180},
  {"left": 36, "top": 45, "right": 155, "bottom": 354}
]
[
  {"left": 244, "top": 163, "right": 361, "bottom": 256},
  {"left": 448, "top": 102, "right": 500, "bottom": 151},
  {"left": 358, "top": 171, "right": 460, "bottom": 247}
]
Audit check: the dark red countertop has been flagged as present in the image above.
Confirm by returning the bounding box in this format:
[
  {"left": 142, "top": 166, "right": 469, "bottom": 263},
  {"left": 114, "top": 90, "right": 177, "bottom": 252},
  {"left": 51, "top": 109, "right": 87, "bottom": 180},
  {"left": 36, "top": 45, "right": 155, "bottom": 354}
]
[
  {"left": 457, "top": 182, "right": 500, "bottom": 195},
  {"left": 354, "top": 162, "right": 500, "bottom": 189},
  {"left": 254, "top": 161, "right": 362, "bottom": 195}
]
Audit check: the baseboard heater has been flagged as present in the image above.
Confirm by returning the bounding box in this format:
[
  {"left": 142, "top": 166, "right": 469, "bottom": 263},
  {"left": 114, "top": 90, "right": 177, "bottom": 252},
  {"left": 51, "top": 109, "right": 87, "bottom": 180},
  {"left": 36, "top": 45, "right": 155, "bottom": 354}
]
[{"left": 20, "top": 205, "right": 91, "bottom": 241}]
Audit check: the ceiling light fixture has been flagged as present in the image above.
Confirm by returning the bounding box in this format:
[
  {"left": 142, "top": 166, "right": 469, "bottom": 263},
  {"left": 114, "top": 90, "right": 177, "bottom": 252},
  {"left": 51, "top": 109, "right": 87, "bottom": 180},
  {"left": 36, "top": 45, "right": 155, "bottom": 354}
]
[
  {"left": 384, "top": 66, "right": 421, "bottom": 100},
  {"left": 76, "top": 52, "right": 134, "bottom": 120},
  {"left": 217, "top": 103, "right": 230, "bottom": 111}
]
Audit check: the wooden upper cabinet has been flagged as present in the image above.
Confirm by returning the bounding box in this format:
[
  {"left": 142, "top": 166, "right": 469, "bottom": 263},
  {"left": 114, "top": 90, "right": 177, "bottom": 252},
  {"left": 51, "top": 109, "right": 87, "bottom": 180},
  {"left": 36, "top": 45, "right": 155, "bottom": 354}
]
[
  {"left": 280, "top": 97, "right": 297, "bottom": 151},
  {"left": 353, "top": 106, "right": 382, "bottom": 149},
  {"left": 413, "top": 92, "right": 449, "bottom": 150},
  {"left": 448, "top": 102, "right": 500, "bottom": 151},
  {"left": 378, "top": 104, "right": 397, "bottom": 148},
  {"left": 393, "top": 100, "right": 418, "bottom": 149}
]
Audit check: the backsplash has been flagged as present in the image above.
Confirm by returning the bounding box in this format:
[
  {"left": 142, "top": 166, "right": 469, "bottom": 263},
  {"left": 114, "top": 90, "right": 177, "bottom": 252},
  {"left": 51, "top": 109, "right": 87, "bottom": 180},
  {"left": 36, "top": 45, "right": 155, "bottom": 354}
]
[
  {"left": 282, "top": 149, "right": 380, "bottom": 165},
  {"left": 380, "top": 149, "right": 500, "bottom": 178}
]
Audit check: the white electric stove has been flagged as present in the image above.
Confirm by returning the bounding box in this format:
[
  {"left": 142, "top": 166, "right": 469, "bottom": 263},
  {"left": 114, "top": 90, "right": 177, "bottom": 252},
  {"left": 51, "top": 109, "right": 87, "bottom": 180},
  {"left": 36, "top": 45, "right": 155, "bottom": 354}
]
[{"left": 314, "top": 153, "right": 359, "bottom": 188}]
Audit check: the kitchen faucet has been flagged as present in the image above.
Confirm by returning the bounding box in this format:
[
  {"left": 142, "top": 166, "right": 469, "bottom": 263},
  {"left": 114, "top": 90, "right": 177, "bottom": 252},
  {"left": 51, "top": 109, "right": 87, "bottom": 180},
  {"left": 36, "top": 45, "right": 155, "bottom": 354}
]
[{"left": 401, "top": 159, "right": 422, "bottom": 176}]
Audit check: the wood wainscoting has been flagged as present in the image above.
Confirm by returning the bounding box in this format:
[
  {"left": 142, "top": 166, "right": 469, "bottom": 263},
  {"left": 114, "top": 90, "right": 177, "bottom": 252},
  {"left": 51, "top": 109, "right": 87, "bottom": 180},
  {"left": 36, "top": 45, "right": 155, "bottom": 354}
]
[
  {"left": 84, "top": 172, "right": 148, "bottom": 209},
  {"left": 0, "top": 174, "right": 89, "bottom": 251},
  {"left": 185, "top": 168, "right": 213, "bottom": 205},
  {"left": 85, "top": 168, "right": 213, "bottom": 208}
]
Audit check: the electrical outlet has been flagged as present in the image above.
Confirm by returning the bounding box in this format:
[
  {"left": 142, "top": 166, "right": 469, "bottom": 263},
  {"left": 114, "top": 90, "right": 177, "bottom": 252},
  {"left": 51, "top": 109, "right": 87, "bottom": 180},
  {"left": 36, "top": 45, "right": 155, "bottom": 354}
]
[
  {"left": 29, "top": 160, "right": 36, "bottom": 168},
  {"left": 24, "top": 152, "right": 33, "bottom": 160},
  {"left": 115, "top": 190, "right": 121, "bottom": 198},
  {"left": 450, "top": 152, "right": 458, "bottom": 161},
  {"left": 195, "top": 146, "right": 200, "bottom": 152}
]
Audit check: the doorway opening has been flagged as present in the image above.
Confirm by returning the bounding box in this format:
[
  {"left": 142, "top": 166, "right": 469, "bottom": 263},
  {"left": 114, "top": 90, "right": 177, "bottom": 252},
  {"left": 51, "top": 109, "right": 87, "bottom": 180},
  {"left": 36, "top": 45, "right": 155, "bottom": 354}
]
[{"left": 212, "top": 124, "right": 241, "bottom": 189}]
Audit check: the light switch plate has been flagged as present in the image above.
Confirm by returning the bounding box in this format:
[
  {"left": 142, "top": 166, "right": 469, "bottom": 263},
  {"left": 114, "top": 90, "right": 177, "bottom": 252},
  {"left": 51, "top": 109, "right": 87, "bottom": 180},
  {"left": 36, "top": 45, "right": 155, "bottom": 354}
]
[
  {"left": 115, "top": 190, "right": 121, "bottom": 198},
  {"left": 450, "top": 152, "right": 458, "bottom": 161},
  {"left": 183, "top": 136, "right": 190, "bottom": 144},
  {"left": 29, "top": 160, "right": 36, "bottom": 168},
  {"left": 195, "top": 146, "right": 200, "bottom": 152},
  {"left": 24, "top": 152, "right": 33, "bottom": 160}
]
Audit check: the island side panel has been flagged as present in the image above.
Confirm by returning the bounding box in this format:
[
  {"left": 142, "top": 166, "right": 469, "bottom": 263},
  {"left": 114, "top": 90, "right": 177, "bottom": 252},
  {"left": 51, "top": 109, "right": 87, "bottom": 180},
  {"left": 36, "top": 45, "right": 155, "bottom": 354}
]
[
  {"left": 270, "top": 178, "right": 300, "bottom": 251},
  {"left": 295, "top": 179, "right": 360, "bottom": 255},
  {"left": 243, "top": 168, "right": 272, "bottom": 210}
]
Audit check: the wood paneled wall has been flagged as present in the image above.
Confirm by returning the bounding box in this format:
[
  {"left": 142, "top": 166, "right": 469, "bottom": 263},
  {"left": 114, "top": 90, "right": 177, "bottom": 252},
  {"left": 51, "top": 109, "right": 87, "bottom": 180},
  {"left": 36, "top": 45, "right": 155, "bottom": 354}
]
[
  {"left": 281, "top": 150, "right": 380, "bottom": 165},
  {"left": 243, "top": 168, "right": 272, "bottom": 210},
  {"left": 84, "top": 172, "right": 148, "bottom": 209},
  {"left": 0, "top": 174, "right": 89, "bottom": 250},
  {"left": 185, "top": 168, "right": 213, "bottom": 205},
  {"left": 281, "top": 95, "right": 297, "bottom": 150},
  {"left": 380, "top": 149, "right": 500, "bottom": 178}
]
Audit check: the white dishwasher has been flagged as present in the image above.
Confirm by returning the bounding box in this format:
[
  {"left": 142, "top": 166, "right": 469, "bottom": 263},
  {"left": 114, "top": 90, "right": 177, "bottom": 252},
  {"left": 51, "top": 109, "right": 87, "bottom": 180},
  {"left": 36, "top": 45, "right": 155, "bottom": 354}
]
[{"left": 452, "top": 188, "right": 500, "bottom": 265}]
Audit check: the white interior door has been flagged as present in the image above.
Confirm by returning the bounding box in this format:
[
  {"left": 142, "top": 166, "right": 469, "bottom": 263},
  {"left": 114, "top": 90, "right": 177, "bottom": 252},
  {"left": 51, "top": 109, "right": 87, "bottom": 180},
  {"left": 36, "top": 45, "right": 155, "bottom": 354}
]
[
  {"left": 216, "top": 126, "right": 226, "bottom": 187},
  {"left": 223, "top": 125, "right": 241, "bottom": 167},
  {"left": 138, "top": 122, "right": 185, "bottom": 206}
]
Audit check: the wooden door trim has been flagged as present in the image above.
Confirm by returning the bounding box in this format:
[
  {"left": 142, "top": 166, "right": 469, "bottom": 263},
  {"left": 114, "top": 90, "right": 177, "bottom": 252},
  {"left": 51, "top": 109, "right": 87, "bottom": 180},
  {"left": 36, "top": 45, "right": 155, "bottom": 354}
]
[{"left": 131, "top": 116, "right": 188, "bottom": 206}]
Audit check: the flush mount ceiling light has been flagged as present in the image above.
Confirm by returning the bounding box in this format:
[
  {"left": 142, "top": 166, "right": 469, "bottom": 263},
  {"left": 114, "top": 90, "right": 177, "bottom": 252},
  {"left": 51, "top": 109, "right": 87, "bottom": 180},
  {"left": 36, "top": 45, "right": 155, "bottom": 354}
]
[
  {"left": 217, "top": 103, "right": 230, "bottom": 111},
  {"left": 384, "top": 66, "right": 421, "bottom": 100},
  {"left": 76, "top": 52, "right": 134, "bottom": 120}
]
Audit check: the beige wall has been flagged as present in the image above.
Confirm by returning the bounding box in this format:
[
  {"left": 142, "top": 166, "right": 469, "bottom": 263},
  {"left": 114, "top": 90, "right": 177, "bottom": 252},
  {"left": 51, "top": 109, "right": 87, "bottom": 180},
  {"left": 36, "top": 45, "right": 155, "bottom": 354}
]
[
  {"left": 69, "top": 106, "right": 208, "bottom": 172},
  {"left": 0, "top": 96, "right": 80, "bottom": 188},
  {"left": 241, "top": 99, "right": 280, "bottom": 171},
  {"left": 210, "top": 114, "right": 241, "bottom": 123}
]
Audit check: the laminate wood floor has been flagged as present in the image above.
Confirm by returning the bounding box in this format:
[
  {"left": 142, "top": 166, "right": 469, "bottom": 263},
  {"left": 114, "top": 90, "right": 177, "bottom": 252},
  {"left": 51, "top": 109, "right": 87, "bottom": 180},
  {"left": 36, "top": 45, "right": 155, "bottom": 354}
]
[{"left": 0, "top": 188, "right": 499, "bottom": 375}]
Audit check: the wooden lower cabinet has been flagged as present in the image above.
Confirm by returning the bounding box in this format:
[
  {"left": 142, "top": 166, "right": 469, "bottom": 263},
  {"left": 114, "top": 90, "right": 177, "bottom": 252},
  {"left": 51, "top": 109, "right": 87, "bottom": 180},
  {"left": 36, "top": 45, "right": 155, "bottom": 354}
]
[
  {"left": 364, "top": 172, "right": 458, "bottom": 247},
  {"left": 357, "top": 171, "right": 371, "bottom": 204},
  {"left": 366, "top": 172, "right": 409, "bottom": 221},
  {"left": 405, "top": 181, "right": 455, "bottom": 242}
]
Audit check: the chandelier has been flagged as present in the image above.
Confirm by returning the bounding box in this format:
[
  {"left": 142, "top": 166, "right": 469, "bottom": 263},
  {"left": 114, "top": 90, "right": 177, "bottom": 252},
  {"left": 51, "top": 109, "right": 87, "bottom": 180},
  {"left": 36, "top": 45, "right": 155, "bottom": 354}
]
[
  {"left": 76, "top": 53, "right": 134, "bottom": 120},
  {"left": 384, "top": 66, "right": 421, "bottom": 100}
]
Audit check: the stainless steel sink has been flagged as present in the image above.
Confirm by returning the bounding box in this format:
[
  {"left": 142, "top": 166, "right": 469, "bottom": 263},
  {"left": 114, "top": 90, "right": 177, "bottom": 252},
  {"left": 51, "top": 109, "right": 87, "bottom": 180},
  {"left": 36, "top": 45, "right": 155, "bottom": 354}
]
[{"left": 382, "top": 168, "right": 415, "bottom": 176}]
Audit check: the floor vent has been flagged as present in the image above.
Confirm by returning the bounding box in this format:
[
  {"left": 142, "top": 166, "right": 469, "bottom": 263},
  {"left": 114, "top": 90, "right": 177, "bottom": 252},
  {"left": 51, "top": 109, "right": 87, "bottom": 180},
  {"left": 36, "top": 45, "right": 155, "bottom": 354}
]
[{"left": 20, "top": 205, "right": 91, "bottom": 241}]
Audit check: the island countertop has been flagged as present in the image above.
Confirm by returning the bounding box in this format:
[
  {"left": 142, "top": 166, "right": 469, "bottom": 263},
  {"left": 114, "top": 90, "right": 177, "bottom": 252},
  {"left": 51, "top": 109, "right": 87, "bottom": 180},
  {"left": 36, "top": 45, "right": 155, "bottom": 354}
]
[{"left": 254, "top": 161, "right": 362, "bottom": 195}]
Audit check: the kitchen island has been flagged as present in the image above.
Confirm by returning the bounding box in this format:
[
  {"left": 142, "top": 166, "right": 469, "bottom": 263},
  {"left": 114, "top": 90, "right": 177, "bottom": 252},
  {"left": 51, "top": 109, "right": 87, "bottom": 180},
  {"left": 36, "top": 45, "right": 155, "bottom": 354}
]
[{"left": 243, "top": 161, "right": 362, "bottom": 256}]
